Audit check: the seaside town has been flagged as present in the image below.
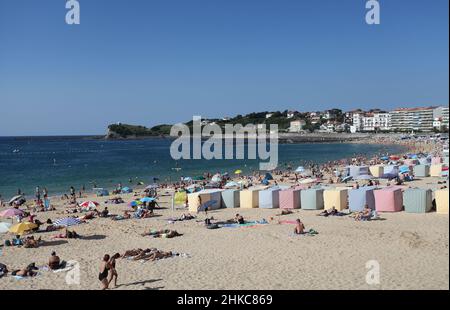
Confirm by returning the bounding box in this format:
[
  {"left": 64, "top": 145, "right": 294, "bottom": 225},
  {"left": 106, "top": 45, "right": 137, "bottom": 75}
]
[
  {"left": 107, "top": 106, "right": 449, "bottom": 139},
  {"left": 200, "top": 106, "right": 450, "bottom": 133}
]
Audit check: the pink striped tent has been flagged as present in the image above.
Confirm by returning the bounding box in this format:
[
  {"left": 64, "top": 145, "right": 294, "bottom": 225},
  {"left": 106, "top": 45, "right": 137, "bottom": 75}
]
[
  {"left": 374, "top": 187, "right": 403, "bottom": 212},
  {"left": 279, "top": 188, "right": 301, "bottom": 209}
]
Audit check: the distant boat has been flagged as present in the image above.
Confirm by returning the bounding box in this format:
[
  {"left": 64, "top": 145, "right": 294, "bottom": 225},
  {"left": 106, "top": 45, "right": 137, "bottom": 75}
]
[
  {"left": 12, "top": 149, "right": 20, "bottom": 153},
  {"left": 172, "top": 167, "right": 182, "bottom": 171}
]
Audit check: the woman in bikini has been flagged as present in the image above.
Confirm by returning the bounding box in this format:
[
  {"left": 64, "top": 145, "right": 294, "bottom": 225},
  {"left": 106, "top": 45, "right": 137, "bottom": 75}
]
[{"left": 99, "top": 254, "right": 111, "bottom": 290}]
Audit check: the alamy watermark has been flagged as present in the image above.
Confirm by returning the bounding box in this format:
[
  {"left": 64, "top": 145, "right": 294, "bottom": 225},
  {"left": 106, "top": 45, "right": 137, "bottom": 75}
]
[
  {"left": 65, "top": 0, "right": 80, "bottom": 25},
  {"left": 365, "top": 260, "right": 380, "bottom": 285},
  {"left": 169, "top": 116, "right": 279, "bottom": 171},
  {"left": 65, "top": 1, "right": 378, "bottom": 26},
  {"left": 366, "top": 0, "right": 381, "bottom": 25}
]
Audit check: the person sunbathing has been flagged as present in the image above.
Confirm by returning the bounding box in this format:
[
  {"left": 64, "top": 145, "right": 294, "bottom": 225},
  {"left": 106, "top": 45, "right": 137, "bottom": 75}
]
[
  {"left": 277, "top": 209, "right": 293, "bottom": 216},
  {"left": 112, "top": 211, "right": 132, "bottom": 221},
  {"left": 235, "top": 214, "right": 245, "bottom": 224},
  {"left": 142, "top": 229, "right": 181, "bottom": 238},
  {"left": 11, "top": 264, "right": 38, "bottom": 277},
  {"left": 294, "top": 219, "right": 305, "bottom": 235},
  {"left": 141, "top": 209, "right": 155, "bottom": 218},
  {"left": 180, "top": 213, "right": 194, "bottom": 220},
  {"left": 23, "top": 236, "right": 42, "bottom": 248},
  {"left": 53, "top": 228, "right": 79, "bottom": 239},
  {"left": 132, "top": 248, "right": 158, "bottom": 260},
  {"left": 142, "top": 250, "right": 173, "bottom": 261},
  {"left": 319, "top": 207, "right": 338, "bottom": 217},
  {"left": 354, "top": 205, "right": 372, "bottom": 221},
  {"left": 99, "top": 207, "right": 109, "bottom": 218},
  {"left": 78, "top": 211, "right": 96, "bottom": 220},
  {"left": 122, "top": 248, "right": 143, "bottom": 258},
  {"left": 48, "top": 251, "right": 62, "bottom": 270}
]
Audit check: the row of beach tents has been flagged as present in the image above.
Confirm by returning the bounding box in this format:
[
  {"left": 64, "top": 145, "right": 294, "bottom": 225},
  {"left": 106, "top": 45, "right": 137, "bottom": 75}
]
[{"left": 174, "top": 186, "right": 449, "bottom": 215}]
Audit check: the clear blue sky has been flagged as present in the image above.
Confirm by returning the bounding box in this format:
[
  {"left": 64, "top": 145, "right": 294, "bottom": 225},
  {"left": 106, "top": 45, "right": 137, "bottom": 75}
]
[{"left": 0, "top": 0, "right": 448, "bottom": 136}]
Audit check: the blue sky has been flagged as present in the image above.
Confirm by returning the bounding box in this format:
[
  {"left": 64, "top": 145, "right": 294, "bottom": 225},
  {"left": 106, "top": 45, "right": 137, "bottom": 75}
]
[{"left": 0, "top": 0, "right": 448, "bottom": 136}]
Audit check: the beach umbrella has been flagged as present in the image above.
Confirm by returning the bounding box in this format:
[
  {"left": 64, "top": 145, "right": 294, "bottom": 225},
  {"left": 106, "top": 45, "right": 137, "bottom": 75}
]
[
  {"left": 193, "top": 176, "right": 205, "bottom": 181},
  {"left": 264, "top": 173, "right": 273, "bottom": 180},
  {"left": 9, "top": 222, "right": 37, "bottom": 235},
  {"left": 53, "top": 217, "right": 83, "bottom": 227},
  {"left": 225, "top": 181, "right": 239, "bottom": 188},
  {"left": 261, "top": 179, "right": 269, "bottom": 185},
  {"left": 79, "top": 201, "right": 99, "bottom": 209},
  {"left": 295, "top": 166, "right": 305, "bottom": 173},
  {"left": 380, "top": 156, "right": 389, "bottom": 161},
  {"left": 0, "top": 208, "right": 24, "bottom": 218},
  {"left": 140, "top": 197, "right": 155, "bottom": 203},
  {"left": 0, "top": 222, "right": 12, "bottom": 234},
  {"left": 354, "top": 175, "right": 373, "bottom": 180},
  {"left": 183, "top": 177, "right": 193, "bottom": 182},
  {"left": 198, "top": 200, "right": 217, "bottom": 211},
  {"left": 399, "top": 166, "right": 410, "bottom": 174},
  {"left": 128, "top": 200, "right": 142, "bottom": 207},
  {"left": 8, "top": 195, "right": 24, "bottom": 204},
  {"left": 234, "top": 170, "right": 242, "bottom": 175},
  {"left": 121, "top": 187, "right": 133, "bottom": 193},
  {"left": 389, "top": 155, "right": 400, "bottom": 161}
]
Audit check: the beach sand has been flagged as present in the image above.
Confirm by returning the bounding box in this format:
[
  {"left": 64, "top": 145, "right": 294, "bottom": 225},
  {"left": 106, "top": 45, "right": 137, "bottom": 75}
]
[{"left": 0, "top": 176, "right": 448, "bottom": 290}]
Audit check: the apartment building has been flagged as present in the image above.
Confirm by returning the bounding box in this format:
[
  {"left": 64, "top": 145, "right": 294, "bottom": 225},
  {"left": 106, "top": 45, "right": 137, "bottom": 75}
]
[
  {"left": 351, "top": 112, "right": 390, "bottom": 132},
  {"left": 389, "top": 107, "right": 436, "bottom": 132}
]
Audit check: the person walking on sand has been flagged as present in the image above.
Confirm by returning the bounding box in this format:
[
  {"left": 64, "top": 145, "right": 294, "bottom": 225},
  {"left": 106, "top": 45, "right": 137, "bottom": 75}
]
[
  {"left": 108, "top": 253, "right": 120, "bottom": 288},
  {"left": 99, "top": 254, "right": 111, "bottom": 290}
]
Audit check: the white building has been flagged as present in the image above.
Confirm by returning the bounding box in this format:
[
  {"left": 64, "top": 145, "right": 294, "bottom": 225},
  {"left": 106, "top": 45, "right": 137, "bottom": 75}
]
[
  {"left": 353, "top": 113, "right": 390, "bottom": 131},
  {"left": 287, "top": 111, "right": 296, "bottom": 119},
  {"left": 288, "top": 120, "right": 305, "bottom": 133},
  {"left": 352, "top": 113, "right": 363, "bottom": 131},
  {"left": 433, "top": 118, "right": 442, "bottom": 130},
  {"left": 390, "top": 107, "right": 436, "bottom": 132},
  {"left": 265, "top": 113, "right": 273, "bottom": 119}
]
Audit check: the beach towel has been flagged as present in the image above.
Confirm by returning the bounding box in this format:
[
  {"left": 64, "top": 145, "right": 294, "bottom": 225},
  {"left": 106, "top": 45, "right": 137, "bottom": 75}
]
[
  {"left": 290, "top": 229, "right": 319, "bottom": 236},
  {"left": 279, "top": 220, "right": 297, "bottom": 225},
  {"left": 218, "top": 220, "right": 268, "bottom": 228}
]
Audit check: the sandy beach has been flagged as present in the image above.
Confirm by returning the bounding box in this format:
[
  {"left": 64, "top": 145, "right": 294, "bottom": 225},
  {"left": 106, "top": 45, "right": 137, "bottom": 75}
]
[{"left": 0, "top": 137, "right": 448, "bottom": 290}]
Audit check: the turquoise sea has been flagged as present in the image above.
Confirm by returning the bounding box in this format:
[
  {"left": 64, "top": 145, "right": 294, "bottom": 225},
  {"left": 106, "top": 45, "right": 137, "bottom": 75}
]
[{"left": 0, "top": 136, "right": 405, "bottom": 198}]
